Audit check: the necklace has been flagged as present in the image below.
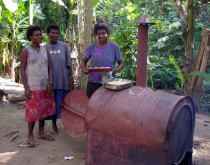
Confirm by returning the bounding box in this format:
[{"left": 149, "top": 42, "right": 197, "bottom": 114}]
[{"left": 30, "top": 45, "right": 40, "bottom": 53}]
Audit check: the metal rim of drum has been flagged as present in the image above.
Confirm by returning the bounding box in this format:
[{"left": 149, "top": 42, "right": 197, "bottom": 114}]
[{"left": 165, "top": 97, "right": 194, "bottom": 164}]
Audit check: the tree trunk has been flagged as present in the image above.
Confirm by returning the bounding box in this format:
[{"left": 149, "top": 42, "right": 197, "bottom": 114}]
[
  {"left": 190, "top": 29, "right": 210, "bottom": 90},
  {"left": 2, "top": 34, "right": 9, "bottom": 78},
  {"left": 77, "top": 0, "right": 85, "bottom": 91},
  {"left": 182, "top": 0, "right": 195, "bottom": 96},
  {"left": 8, "top": 95, "right": 25, "bottom": 103},
  {"left": 0, "top": 43, "right": 2, "bottom": 76},
  {"left": 77, "top": 0, "right": 93, "bottom": 92},
  {"left": 192, "top": 29, "right": 210, "bottom": 111},
  {"left": 83, "top": 0, "right": 92, "bottom": 49},
  {"left": 29, "top": 0, "right": 34, "bottom": 25},
  {"left": 65, "top": 22, "right": 80, "bottom": 88},
  {"left": 10, "top": 42, "right": 15, "bottom": 81}
]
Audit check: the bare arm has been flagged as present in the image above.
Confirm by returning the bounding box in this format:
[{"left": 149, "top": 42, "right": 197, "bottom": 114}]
[
  {"left": 46, "top": 50, "right": 53, "bottom": 95},
  {"left": 81, "top": 57, "right": 90, "bottom": 74},
  {"left": 47, "top": 50, "right": 53, "bottom": 84},
  {"left": 112, "top": 59, "right": 124, "bottom": 75},
  {"left": 20, "top": 48, "right": 31, "bottom": 99},
  {"left": 68, "top": 66, "right": 74, "bottom": 90}
]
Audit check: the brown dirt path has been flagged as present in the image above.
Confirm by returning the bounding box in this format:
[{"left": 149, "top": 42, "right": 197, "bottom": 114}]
[
  {"left": 0, "top": 102, "right": 86, "bottom": 165},
  {"left": 193, "top": 114, "right": 210, "bottom": 165}
]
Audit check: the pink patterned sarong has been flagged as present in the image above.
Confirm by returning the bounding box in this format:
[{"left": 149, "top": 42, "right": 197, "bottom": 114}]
[{"left": 25, "top": 90, "right": 55, "bottom": 122}]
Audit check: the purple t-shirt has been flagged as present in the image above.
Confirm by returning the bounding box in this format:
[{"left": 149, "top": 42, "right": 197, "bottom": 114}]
[{"left": 85, "top": 42, "right": 123, "bottom": 82}]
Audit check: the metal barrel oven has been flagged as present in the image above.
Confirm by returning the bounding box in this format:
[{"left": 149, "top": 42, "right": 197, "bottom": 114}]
[{"left": 61, "top": 86, "right": 195, "bottom": 165}]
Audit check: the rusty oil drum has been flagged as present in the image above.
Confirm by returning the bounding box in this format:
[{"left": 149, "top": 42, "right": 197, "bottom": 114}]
[
  {"left": 61, "top": 86, "right": 195, "bottom": 165},
  {"left": 86, "top": 86, "right": 195, "bottom": 165}
]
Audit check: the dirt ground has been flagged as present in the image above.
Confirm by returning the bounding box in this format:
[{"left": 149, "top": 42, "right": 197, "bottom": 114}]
[
  {"left": 0, "top": 102, "right": 86, "bottom": 165},
  {"left": 0, "top": 78, "right": 210, "bottom": 165}
]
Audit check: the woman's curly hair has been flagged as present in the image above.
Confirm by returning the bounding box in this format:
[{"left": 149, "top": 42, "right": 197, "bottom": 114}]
[
  {"left": 26, "top": 25, "right": 42, "bottom": 41},
  {"left": 93, "top": 22, "right": 111, "bottom": 36}
]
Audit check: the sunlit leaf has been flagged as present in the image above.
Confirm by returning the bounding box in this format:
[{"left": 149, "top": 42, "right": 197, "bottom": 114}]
[
  {"left": 51, "top": 0, "right": 67, "bottom": 8},
  {"left": 126, "top": 2, "right": 135, "bottom": 12},
  {"left": 2, "top": 0, "right": 18, "bottom": 12},
  {"left": 93, "top": 0, "right": 100, "bottom": 9},
  {"left": 169, "top": 55, "right": 184, "bottom": 87}
]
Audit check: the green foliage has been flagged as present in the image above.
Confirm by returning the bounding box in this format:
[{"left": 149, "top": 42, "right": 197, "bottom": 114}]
[
  {"left": 148, "top": 56, "right": 179, "bottom": 89},
  {"left": 149, "top": 10, "right": 185, "bottom": 60},
  {"left": 0, "top": 0, "right": 208, "bottom": 90},
  {"left": 35, "top": 0, "right": 77, "bottom": 41},
  {"left": 169, "top": 55, "right": 184, "bottom": 88},
  {"left": 0, "top": 0, "right": 29, "bottom": 56},
  {"left": 93, "top": 0, "right": 100, "bottom": 9},
  {"left": 96, "top": 1, "right": 139, "bottom": 80},
  {"left": 189, "top": 71, "right": 210, "bottom": 81},
  {"left": 0, "top": 0, "right": 46, "bottom": 77},
  {"left": 96, "top": 0, "right": 185, "bottom": 89}
]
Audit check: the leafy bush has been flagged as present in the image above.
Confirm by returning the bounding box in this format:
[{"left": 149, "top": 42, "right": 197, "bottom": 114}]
[{"left": 148, "top": 56, "right": 180, "bottom": 89}]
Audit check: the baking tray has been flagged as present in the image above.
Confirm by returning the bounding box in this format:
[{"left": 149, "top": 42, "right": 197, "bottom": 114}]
[
  {"left": 87, "top": 67, "right": 112, "bottom": 72},
  {"left": 104, "top": 79, "right": 133, "bottom": 91}
]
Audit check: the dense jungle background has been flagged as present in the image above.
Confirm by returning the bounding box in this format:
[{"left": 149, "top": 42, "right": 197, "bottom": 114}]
[{"left": 0, "top": 0, "right": 210, "bottom": 112}]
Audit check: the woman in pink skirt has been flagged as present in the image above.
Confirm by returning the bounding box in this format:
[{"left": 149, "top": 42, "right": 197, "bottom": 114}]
[{"left": 20, "top": 25, "right": 56, "bottom": 147}]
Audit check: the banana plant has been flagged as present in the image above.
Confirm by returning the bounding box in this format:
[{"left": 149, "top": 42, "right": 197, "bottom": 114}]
[
  {"left": 0, "top": 0, "right": 28, "bottom": 79},
  {"left": 0, "top": 0, "right": 45, "bottom": 80}
]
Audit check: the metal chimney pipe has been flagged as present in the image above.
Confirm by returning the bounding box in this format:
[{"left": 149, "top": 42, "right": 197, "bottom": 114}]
[
  {"left": 137, "top": 24, "right": 148, "bottom": 87},
  {"left": 135, "top": 15, "right": 155, "bottom": 87}
]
